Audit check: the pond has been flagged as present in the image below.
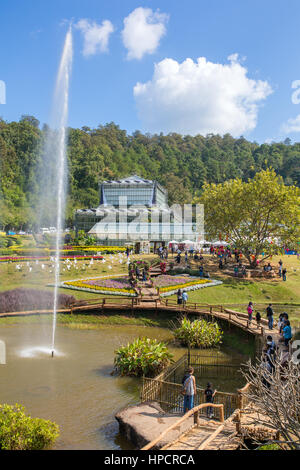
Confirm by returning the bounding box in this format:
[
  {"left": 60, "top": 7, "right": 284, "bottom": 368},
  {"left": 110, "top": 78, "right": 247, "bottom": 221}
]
[{"left": 0, "top": 323, "right": 246, "bottom": 449}]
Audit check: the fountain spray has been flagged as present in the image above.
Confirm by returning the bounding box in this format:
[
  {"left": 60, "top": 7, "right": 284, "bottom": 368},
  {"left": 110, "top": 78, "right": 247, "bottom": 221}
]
[{"left": 50, "top": 27, "right": 73, "bottom": 356}]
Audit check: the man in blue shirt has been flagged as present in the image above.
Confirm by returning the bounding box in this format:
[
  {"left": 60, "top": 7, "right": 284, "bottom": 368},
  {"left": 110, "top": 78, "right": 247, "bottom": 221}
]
[{"left": 182, "top": 290, "right": 188, "bottom": 307}]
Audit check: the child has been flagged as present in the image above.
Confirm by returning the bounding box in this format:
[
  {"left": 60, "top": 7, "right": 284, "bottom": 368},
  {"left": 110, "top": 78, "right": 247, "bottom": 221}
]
[
  {"left": 256, "top": 311, "right": 261, "bottom": 328},
  {"left": 204, "top": 383, "right": 217, "bottom": 419}
]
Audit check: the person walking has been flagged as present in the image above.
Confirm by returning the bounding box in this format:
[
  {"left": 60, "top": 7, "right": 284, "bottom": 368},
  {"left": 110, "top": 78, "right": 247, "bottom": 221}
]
[
  {"left": 204, "top": 383, "right": 217, "bottom": 419},
  {"left": 266, "top": 303, "right": 274, "bottom": 330},
  {"left": 182, "top": 367, "right": 196, "bottom": 414}
]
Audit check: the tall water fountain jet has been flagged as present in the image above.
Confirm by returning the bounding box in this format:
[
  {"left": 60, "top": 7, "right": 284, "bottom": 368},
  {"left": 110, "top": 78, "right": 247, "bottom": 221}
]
[{"left": 46, "top": 27, "right": 73, "bottom": 356}]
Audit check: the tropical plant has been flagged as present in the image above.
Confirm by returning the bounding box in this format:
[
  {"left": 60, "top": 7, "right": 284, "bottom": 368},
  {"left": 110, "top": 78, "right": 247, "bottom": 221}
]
[
  {"left": 173, "top": 317, "right": 223, "bottom": 348},
  {"left": 114, "top": 337, "right": 173, "bottom": 377},
  {"left": 0, "top": 403, "right": 59, "bottom": 450}
]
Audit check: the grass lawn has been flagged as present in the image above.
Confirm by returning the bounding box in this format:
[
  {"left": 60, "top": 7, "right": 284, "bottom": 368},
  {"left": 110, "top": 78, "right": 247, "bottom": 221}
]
[
  {"left": 169, "top": 254, "right": 300, "bottom": 325},
  {"left": 0, "top": 252, "right": 299, "bottom": 323}
]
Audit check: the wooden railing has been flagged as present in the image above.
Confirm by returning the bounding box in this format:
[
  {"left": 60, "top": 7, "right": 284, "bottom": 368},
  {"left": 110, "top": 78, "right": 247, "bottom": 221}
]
[
  {"left": 141, "top": 377, "right": 239, "bottom": 419},
  {"left": 0, "top": 298, "right": 271, "bottom": 339},
  {"left": 141, "top": 402, "right": 225, "bottom": 450}
]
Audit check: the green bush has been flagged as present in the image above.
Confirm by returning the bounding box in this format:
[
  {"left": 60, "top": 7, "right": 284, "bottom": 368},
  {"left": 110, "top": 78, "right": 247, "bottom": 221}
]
[
  {"left": 0, "top": 404, "right": 59, "bottom": 450},
  {"left": 173, "top": 317, "right": 223, "bottom": 348},
  {"left": 114, "top": 337, "right": 173, "bottom": 377}
]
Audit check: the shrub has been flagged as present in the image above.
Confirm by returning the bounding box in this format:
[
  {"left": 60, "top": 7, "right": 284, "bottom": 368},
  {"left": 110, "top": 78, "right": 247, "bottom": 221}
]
[
  {"left": 114, "top": 337, "right": 173, "bottom": 377},
  {"left": 173, "top": 317, "right": 223, "bottom": 349},
  {"left": 0, "top": 289, "right": 76, "bottom": 313},
  {"left": 0, "top": 404, "right": 59, "bottom": 450}
]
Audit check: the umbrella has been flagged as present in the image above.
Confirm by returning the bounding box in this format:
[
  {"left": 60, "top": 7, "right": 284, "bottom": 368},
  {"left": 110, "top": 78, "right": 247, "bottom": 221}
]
[{"left": 169, "top": 240, "right": 179, "bottom": 244}]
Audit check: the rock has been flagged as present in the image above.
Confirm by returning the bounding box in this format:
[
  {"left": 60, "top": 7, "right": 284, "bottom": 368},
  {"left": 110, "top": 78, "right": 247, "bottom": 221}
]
[{"left": 115, "top": 401, "right": 194, "bottom": 449}]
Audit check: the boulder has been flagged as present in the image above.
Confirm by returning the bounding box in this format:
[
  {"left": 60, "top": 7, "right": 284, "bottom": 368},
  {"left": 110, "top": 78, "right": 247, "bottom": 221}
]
[{"left": 115, "top": 401, "right": 194, "bottom": 449}]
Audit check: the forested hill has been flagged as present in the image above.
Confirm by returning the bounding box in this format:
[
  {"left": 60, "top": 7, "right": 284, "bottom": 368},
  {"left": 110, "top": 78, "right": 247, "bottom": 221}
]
[{"left": 0, "top": 115, "right": 300, "bottom": 228}]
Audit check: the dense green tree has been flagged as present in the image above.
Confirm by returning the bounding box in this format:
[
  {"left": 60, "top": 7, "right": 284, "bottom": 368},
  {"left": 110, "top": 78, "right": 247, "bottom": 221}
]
[{"left": 0, "top": 117, "right": 300, "bottom": 230}]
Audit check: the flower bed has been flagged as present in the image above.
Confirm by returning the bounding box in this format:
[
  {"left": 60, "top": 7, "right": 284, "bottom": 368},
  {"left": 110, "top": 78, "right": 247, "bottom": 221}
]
[
  {"left": 0, "top": 255, "right": 104, "bottom": 263},
  {"left": 61, "top": 276, "right": 136, "bottom": 296},
  {"left": 152, "top": 275, "right": 222, "bottom": 296}
]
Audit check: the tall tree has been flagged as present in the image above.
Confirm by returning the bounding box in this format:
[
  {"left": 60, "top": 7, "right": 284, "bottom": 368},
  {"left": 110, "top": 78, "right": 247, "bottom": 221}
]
[{"left": 200, "top": 169, "right": 300, "bottom": 266}]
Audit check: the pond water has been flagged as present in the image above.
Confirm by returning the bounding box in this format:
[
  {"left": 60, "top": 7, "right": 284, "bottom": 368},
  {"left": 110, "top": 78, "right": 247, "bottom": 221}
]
[{"left": 0, "top": 323, "right": 246, "bottom": 449}]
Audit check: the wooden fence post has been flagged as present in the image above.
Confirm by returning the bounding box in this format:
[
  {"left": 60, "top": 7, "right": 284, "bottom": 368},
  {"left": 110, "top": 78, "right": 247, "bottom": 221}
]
[
  {"left": 219, "top": 405, "right": 224, "bottom": 423},
  {"left": 238, "top": 392, "right": 243, "bottom": 410},
  {"left": 234, "top": 410, "right": 241, "bottom": 434},
  {"left": 194, "top": 409, "right": 200, "bottom": 426}
]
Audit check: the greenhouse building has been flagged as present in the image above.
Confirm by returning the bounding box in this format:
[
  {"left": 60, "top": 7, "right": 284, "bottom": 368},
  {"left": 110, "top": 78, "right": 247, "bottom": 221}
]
[{"left": 75, "top": 175, "right": 201, "bottom": 249}]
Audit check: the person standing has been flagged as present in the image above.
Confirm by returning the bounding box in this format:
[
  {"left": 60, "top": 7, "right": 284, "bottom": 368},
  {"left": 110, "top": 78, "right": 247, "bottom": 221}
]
[
  {"left": 182, "top": 290, "right": 188, "bottom": 307},
  {"left": 256, "top": 311, "right": 261, "bottom": 328},
  {"left": 136, "top": 265, "right": 140, "bottom": 280},
  {"left": 204, "top": 383, "right": 217, "bottom": 419},
  {"left": 266, "top": 303, "right": 274, "bottom": 330},
  {"left": 177, "top": 288, "right": 183, "bottom": 305},
  {"left": 282, "top": 267, "right": 287, "bottom": 281},
  {"left": 182, "top": 367, "right": 196, "bottom": 413},
  {"left": 282, "top": 320, "right": 292, "bottom": 347},
  {"left": 278, "top": 259, "right": 283, "bottom": 277},
  {"left": 278, "top": 313, "right": 284, "bottom": 333},
  {"left": 247, "top": 302, "right": 254, "bottom": 326}
]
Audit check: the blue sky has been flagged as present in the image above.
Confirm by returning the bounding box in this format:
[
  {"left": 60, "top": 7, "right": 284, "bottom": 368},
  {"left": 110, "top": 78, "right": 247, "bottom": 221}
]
[{"left": 1, "top": 0, "right": 300, "bottom": 142}]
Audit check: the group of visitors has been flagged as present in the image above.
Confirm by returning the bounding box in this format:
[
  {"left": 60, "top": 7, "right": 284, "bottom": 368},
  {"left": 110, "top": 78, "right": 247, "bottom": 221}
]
[
  {"left": 261, "top": 325, "right": 293, "bottom": 389},
  {"left": 134, "top": 265, "right": 148, "bottom": 282},
  {"left": 158, "top": 246, "right": 168, "bottom": 259},
  {"left": 181, "top": 367, "right": 217, "bottom": 418},
  {"left": 233, "top": 262, "right": 247, "bottom": 277},
  {"left": 177, "top": 288, "right": 188, "bottom": 306},
  {"left": 247, "top": 302, "right": 293, "bottom": 346},
  {"left": 278, "top": 259, "right": 287, "bottom": 281}
]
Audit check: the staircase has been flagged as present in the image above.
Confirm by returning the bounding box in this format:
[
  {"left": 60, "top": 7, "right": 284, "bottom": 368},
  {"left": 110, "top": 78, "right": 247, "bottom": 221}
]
[{"left": 161, "top": 418, "right": 238, "bottom": 451}]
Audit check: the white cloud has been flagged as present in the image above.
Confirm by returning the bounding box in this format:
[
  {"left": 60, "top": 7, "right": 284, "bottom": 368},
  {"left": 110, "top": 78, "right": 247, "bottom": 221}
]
[
  {"left": 133, "top": 55, "right": 273, "bottom": 136},
  {"left": 75, "top": 19, "right": 114, "bottom": 56},
  {"left": 122, "top": 7, "right": 169, "bottom": 60},
  {"left": 281, "top": 114, "right": 300, "bottom": 134}
]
